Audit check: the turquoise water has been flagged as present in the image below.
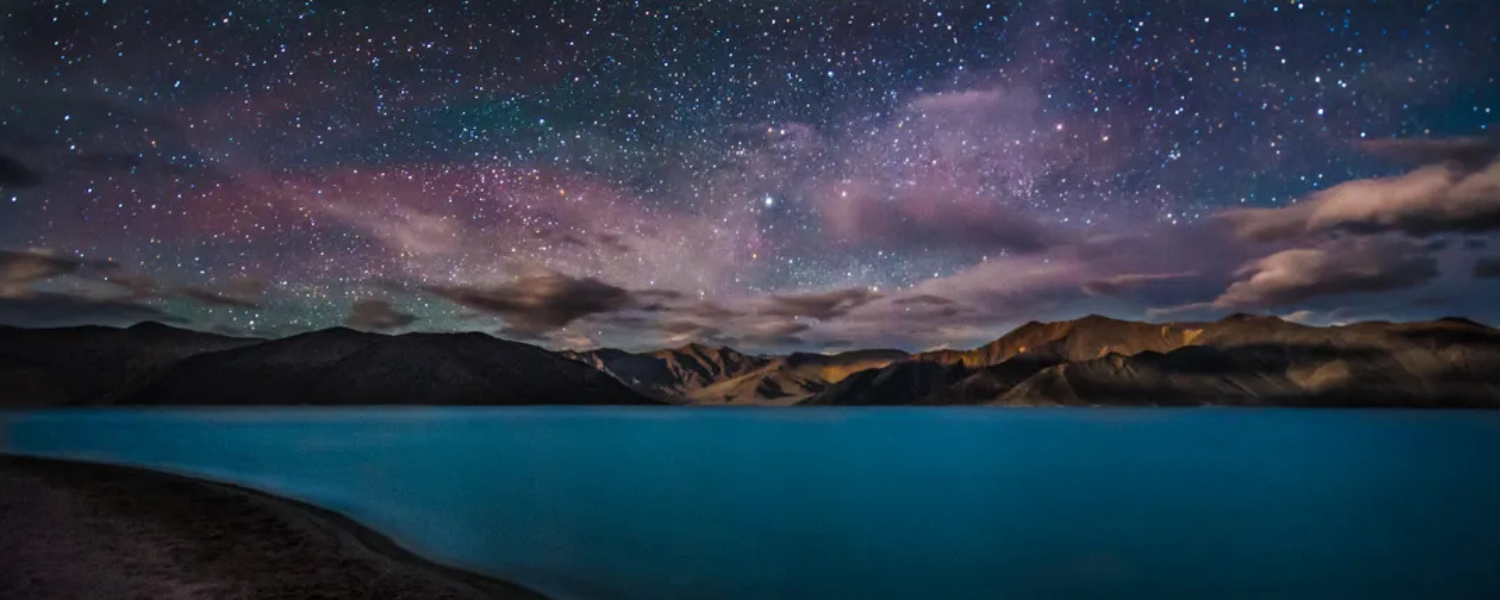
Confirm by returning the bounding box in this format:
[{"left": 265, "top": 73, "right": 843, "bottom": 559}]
[{"left": 3, "top": 408, "right": 1499, "bottom": 600}]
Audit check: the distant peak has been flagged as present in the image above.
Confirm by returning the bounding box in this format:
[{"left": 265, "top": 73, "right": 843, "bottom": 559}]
[
  {"left": 1220, "top": 312, "right": 1273, "bottom": 322},
  {"left": 294, "top": 326, "right": 373, "bottom": 340},
  {"left": 1436, "top": 316, "right": 1488, "bottom": 327},
  {"left": 673, "top": 341, "right": 740, "bottom": 356},
  {"left": 1077, "top": 313, "right": 1118, "bottom": 322},
  {"left": 127, "top": 321, "right": 177, "bottom": 332}
]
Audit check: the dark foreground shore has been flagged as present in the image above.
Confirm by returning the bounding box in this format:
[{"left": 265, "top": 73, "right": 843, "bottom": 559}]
[{"left": 0, "top": 456, "right": 547, "bottom": 600}]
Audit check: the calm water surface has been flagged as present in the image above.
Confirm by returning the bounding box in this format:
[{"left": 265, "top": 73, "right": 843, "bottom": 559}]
[{"left": 3, "top": 408, "right": 1498, "bottom": 600}]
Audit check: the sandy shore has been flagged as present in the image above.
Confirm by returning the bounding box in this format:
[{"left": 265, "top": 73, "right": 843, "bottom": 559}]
[{"left": 0, "top": 455, "right": 548, "bottom": 600}]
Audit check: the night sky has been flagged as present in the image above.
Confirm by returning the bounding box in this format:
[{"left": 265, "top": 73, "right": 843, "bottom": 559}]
[{"left": 2, "top": 0, "right": 1498, "bottom": 352}]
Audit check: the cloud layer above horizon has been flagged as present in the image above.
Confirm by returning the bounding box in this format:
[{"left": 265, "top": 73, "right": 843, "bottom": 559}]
[{"left": 2, "top": 0, "right": 1498, "bottom": 351}]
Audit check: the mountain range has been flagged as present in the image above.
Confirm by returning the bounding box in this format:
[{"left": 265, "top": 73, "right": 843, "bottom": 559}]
[
  {"left": 806, "top": 314, "right": 1500, "bottom": 407},
  {"left": 3, "top": 314, "right": 1499, "bottom": 407},
  {"left": 0, "top": 323, "right": 652, "bottom": 406}
]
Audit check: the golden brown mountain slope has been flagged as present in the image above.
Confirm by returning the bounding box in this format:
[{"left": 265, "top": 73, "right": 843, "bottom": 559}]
[
  {"left": 685, "top": 349, "right": 908, "bottom": 405},
  {"left": 811, "top": 315, "right": 1500, "bottom": 407},
  {"left": 914, "top": 314, "right": 1199, "bottom": 365},
  {"left": 563, "top": 346, "right": 906, "bottom": 404},
  {"left": 559, "top": 343, "right": 771, "bottom": 402}
]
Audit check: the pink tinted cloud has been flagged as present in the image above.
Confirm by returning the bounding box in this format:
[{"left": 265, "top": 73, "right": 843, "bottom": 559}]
[{"left": 1221, "top": 159, "right": 1500, "bottom": 241}]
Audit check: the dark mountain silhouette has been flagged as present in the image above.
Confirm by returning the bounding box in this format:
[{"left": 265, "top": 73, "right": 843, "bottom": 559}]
[
  {"left": 1, "top": 323, "right": 655, "bottom": 406},
  {"left": 125, "top": 328, "right": 656, "bottom": 406},
  {"left": 0, "top": 322, "right": 261, "bottom": 406}
]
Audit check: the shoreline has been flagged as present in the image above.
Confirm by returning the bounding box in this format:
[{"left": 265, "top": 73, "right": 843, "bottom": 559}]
[{"left": 0, "top": 455, "right": 548, "bottom": 600}]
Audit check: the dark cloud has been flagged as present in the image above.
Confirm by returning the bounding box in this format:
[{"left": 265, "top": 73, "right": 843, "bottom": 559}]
[
  {"left": 541, "top": 231, "right": 590, "bottom": 248},
  {"left": 892, "top": 294, "right": 958, "bottom": 307},
  {"left": 533, "top": 229, "right": 637, "bottom": 253},
  {"left": 344, "top": 299, "right": 418, "bottom": 332},
  {"left": 225, "top": 276, "right": 270, "bottom": 298},
  {"left": 880, "top": 292, "right": 975, "bottom": 326},
  {"left": 0, "top": 249, "right": 249, "bottom": 324},
  {"left": 633, "top": 288, "right": 687, "bottom": 311},
  {"left": 1476, "top": 256, "right": 1500, "bottom": 279},
  {"left": 1465, "top": 238, "right": 1489, "bottom": 250},
  {"left": 738, "top": 318, "right": 811, "bottom": 346},
  {"left": 422, "top": 270, "right": 636, "bottom": 337},
  {"left": 176, "top": 287, "right": 262, "bottom": 309},
  {"left": 818, "top": 192, "right": 1059, "bottom": 253},
  {"left": 595, "top": 233, "right": 633, "bottom": 253},
  {"left": 656, "top": 319, "right": 732, "bottom": 346},
  {"left": 0, "top": 292, "right": 182, "bottom": 328},
  {"left": 1212, "top": 237, "right": 1439, "bottom": 308},
  {"left": 660, "top": 319, "right": 715, "bottom": 335},
  {"left": 1065, "top": 222, "right": 1258, "bottom": 297},
  {"left": 1081, "top": 271, "right": 1199, "bottom": 297},
  {"left": 102, "top": 273, "right": 160, "bottom": 298},
  {"left": 0, "top": 154, "right": 41, "bottom": 188},
  {"left": 681, "top": 301, "right": 738, "bottom": 319},
  {"left": 1220, "top": 159, "right": 1500, "bottom": 241},
  {"left": 1357, "top": 136, "right": 1500, "bottom": 171},
  {"left": 96, "top": 271, "right": 263, "bottom": 310},
  {"left": 761, "top": 288, "right": 881, "bottom": 320},
  {"left": 0, "top": 248, "right": 117, "bottom": 296}
]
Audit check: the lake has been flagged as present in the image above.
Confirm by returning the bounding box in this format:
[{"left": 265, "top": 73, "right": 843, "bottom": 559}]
[{"left": 3, "top": 408, "right": 1498, "bottom": 600}]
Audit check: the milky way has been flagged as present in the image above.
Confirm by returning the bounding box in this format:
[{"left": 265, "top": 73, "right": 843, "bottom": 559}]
[{"left": 1, "top": 1, "right": 1497, "bottom": 351}]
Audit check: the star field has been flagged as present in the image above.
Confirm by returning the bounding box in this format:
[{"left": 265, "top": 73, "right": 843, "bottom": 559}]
[{"left": 1, "top": 0, "right": 1497, "bottom": 351}]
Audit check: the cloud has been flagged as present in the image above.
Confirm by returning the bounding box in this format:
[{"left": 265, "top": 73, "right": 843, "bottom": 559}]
[
  {"left": 1082, "top": 271, "right": 1199, "bottom": 297},
  {"left": 760, "top": 288, "right": 881, "bottom": 320},
  {"left": 805, "top": 86, "right": 1090, "bottom": 255},
  {"left": 0, "top": 249, "right": 117, "bottom": 297},
  {"left": 660, "top": 319, "right": 719, "bottom": 336},
  {"left": 1476, "top": 256, "right": 1500, "bottom": 279},
  {"left": 101, "top": 273, "right": 160, "bottom": 298},
  {"left": 1211, "top": 237, "right": 1439, "bottom": 309},
  {"left": 892, "top": 294, "right": 958, "bottom": 307},
  {"left": 817, "top": 186, "right": 1059, "bottom": 253},
  {"left": 321, "top": 203, "right": 465, "bottom": 256},
  {"left": 909, "top": 89, "right": 1008, "bottom": 114},
  {"left": 1356, "top": 136, "right": 1500, "bottom": 170},
  {"left": 0, "top": 154, "right": 41, "bottom": 188},
  {"left": 1220, "top": 159, "right": 1500, "bottom": 241},
  {"left": 0, "top": 248, "right": 229, "bottom": 327},
  {"left": 778, "top": 254, "right": 1090, "bottom": 350},
  {"left": 344, "top": 299, "right": 418, "bottom": 332},
  {"left": 175, "top": 287, "right": 262, "bottom": 309},
  {"left": 1280, "top": 309, "right": 1318, "bottom": 325},
  {"left": 87, "top": 268, "right": 263, "bottom": 310},
  {"left": 421, "top": 270, "right": 637, "bottom": 338},
  {"left": 225, "top": 276, "right": 270, "bottom": 298},
  {"left": 655, "top": 319, "right": 731, "bottom": 346},
  {"left": 738, "top": 317, "right": 811, "bottom": 346},
  {"left": 595, "top": 233, "right": 633, "bottom": 253},
  {"left": 632, "top": 288, "right": 686, "bottom": 311}
]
